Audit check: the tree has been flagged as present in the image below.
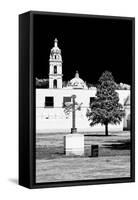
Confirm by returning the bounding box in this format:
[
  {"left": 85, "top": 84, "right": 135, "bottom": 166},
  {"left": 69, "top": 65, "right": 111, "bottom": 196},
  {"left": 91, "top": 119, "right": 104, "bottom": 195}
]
[
  {"left": 36, "top": 78, "right": 49, "bottom": 88},
  {"left": 86, "top": 71, "right": 125, "bottom": 136},
  {"left": 62, "top": 81, "right": 68, "bottom": 88}
]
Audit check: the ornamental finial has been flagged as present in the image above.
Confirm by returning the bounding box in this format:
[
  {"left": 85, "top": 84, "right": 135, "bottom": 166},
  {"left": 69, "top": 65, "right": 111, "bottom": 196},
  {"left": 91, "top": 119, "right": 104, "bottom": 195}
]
[
  {"left": 54, "top": 38, "right": 58, "bottom": 47},
  {"left": 75, "top": 70, "right": 79, "bottom": 78}
]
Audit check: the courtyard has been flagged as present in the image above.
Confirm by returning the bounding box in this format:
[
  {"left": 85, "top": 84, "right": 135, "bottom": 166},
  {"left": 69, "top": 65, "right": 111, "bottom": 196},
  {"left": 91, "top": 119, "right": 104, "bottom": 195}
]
[{"left": 36, "top": 131, "right": 131, "bottom": 183}]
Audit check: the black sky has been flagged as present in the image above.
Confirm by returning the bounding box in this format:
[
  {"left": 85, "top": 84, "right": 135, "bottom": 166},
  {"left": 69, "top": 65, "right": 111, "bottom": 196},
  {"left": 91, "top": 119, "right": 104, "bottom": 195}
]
[{"left": 33, "top": 13, "right": 133, "bottom": 85}]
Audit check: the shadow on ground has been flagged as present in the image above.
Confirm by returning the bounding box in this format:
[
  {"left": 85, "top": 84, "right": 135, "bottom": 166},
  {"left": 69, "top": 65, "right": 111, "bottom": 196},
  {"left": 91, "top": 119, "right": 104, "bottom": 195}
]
[
  {"left": 103, "top": 140, "right": 130, "bottom": 150},
  {"left": 8, "top": 178, "right": 18, "bottom": 185},
  {"left": 85, "top": 134, "right": 113, "bottom": 137}
]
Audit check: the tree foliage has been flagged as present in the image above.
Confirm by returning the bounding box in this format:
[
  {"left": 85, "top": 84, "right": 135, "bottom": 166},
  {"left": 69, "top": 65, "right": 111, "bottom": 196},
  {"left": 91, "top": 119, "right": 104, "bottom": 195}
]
[
  {"left": 36, "top": 78, "right": 49, "bottom": 88},
  {"left": 86, "top": 71, "right": 125, "bottom": 135}
]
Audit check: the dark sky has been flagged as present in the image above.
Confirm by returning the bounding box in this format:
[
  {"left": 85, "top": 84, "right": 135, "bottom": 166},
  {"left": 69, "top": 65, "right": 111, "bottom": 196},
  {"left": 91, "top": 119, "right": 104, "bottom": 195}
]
[{"left": 33, "top": 13, "right": 133, "bottom": 85}]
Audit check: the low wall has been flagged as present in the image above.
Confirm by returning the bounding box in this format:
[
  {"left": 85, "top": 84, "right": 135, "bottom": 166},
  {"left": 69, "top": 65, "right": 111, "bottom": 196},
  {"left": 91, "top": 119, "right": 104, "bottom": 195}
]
[{"left": 36, "top": 117, "right": 124, "bottom": 133}]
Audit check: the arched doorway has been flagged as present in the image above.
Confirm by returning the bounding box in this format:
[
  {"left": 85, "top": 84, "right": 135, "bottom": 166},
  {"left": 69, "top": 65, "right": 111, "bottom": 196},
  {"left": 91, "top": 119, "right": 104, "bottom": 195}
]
[{"left": 53, "top": 79, "right": 57, "bottom": 88}]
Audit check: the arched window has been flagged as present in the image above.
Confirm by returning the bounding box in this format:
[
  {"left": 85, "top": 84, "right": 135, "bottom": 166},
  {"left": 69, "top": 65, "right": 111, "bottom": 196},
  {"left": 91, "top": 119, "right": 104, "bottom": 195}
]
[
  {"left": 54, "top": 66, "right": 57, "bottom": 74},
  {"left": 53, "top": 79, "right": 57, "bottom": 88}
]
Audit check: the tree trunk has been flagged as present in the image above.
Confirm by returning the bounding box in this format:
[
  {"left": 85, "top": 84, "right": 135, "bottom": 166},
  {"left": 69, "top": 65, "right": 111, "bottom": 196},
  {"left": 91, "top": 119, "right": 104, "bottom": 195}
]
[{"left": 105, "top": 123, "right": 108, "bottom": 136}]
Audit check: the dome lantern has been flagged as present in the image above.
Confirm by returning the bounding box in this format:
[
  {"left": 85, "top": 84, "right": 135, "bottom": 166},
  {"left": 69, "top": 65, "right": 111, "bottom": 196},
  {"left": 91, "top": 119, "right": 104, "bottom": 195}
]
[
  {"left": 54, "top": 38, "right": 58, "bottom": 47},
  {"left": 75, "top": 70, "right": 79, "bottom": 78}
]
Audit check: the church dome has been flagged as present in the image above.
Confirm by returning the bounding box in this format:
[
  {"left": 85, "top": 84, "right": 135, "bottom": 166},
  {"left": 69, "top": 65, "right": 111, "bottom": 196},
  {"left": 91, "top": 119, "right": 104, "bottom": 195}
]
[
  {"left": 69, "top": 71, "right": 87, "bottom": 89},
  {"left": 50, "top": 38, "right": 61, "bottom": 54}
]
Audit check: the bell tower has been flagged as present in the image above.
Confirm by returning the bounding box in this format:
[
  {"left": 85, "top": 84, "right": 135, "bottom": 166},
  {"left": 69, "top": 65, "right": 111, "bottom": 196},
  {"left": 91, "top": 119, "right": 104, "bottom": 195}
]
[{"left": 49, "top": 38, "right": 63, "bottom": 89}]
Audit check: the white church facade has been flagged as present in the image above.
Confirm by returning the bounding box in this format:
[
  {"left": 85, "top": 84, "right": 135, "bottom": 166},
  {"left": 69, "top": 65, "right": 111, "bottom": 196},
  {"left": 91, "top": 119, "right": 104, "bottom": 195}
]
[{"left": 36, "top": 39, "right": 130, "bottom": 133}]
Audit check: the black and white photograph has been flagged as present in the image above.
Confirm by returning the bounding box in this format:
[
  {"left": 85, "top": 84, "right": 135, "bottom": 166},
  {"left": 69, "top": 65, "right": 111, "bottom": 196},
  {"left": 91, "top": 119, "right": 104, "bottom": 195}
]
[
  {"left": 1, "top": 0, "right": 138, "bottom": 198},
  {"left": 33, "top": 12, "right": 134, "bottom": 184}
]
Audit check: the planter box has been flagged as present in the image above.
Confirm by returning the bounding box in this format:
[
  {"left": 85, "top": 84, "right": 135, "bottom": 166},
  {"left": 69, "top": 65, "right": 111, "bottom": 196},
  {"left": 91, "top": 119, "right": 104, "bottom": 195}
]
[{"left": 64, "top": 134, "right": 84, "bottom": 156}]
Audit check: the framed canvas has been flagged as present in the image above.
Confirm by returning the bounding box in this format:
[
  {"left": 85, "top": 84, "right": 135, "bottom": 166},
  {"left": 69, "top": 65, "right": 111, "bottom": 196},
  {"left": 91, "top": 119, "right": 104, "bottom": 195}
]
[{"left": 19, "top": 11, "right": 135, "bottom": 189}]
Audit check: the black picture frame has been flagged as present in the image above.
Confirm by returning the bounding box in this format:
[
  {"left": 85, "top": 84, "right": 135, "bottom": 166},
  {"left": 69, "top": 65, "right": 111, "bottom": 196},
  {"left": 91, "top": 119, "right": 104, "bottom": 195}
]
[{"left": 19, "top": 11, "right": 135, "bottom": 189}]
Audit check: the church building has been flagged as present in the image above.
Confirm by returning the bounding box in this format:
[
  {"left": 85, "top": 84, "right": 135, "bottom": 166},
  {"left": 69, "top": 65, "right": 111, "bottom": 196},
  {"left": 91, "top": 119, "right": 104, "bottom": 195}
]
[{"left": 36, "top": 39, "right": 130, "bottom": 133}]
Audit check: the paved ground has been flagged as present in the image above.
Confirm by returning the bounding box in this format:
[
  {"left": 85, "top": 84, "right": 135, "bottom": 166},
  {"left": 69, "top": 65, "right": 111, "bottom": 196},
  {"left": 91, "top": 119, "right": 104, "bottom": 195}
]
[{"left": 36, "top": 131, "right": 131, "bottom": 183}]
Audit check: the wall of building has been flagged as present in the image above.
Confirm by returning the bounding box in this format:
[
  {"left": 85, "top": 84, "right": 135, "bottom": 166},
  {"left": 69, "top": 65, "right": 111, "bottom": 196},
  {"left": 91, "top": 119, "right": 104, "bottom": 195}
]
[{"left": 36, "top": 88, "right": 130, "bottom": 133}]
